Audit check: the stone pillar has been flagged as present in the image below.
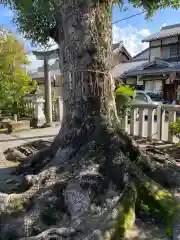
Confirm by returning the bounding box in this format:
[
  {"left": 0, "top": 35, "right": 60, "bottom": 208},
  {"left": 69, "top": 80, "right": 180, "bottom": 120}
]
[
  {"left": 121, "top": 113, "right": 128, "bottom": 132},
  {"left": 139, "top": 108, "right": 145, "bottom": 137},
  {"left": 147, "top": 107, "right": 155, "bottom": 141},
  {"left": 156, "top": 105, "right": 162, "bottom": 141},
  {"left": 32, "top": 95, "right": 46, "bottom": 127},
  {"left": 44, "top": 57, "right": 52, "bottom": 125},
  {"left": 13, "top": 114, "right": 17, "bottom": 122},
  {"left": 130, "top": 108, "right": 136, "bottom": 135},
  {"left": 168, "top": 109, "right": 176, "bottom": 142},
  {"left": 56, "top": 96, "right": 63, "bottom": 123}
]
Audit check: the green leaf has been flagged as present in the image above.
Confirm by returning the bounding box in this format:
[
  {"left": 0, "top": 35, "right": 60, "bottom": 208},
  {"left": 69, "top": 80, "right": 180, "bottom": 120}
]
[{"left": 6, "top": 0, "right": 180, "bottom": 45}]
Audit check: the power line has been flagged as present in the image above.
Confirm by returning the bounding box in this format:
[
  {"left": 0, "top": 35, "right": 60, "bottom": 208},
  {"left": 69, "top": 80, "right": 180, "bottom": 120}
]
[{"left": 112, "top": 10, "right": 146, "bottom": 25}]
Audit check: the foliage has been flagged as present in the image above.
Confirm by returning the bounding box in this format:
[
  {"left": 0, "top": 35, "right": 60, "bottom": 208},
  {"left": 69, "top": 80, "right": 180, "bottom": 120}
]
[
  {"left": 8, "top": 198, "right": 25, "bottom": 213},
  {"left": 169, "top": 117, "right": 180, "bottom": 140},
  {"left": 0, "top": 26, "right": 33, "bottom": 116},
  {"left": 136, "top": 179, "right": 180, "bottom": 237},
  {"left": 115, "top": 85, "right": 135, "bottom": 117},
  {"left": 32, "top": 79, "right": 37, "bottom": 88},
  {"left": 6, "top": 0, "right": 180, "bottom": 46},
  {"left": 115, "top": 85, "right": 135, "bottom": 97}
]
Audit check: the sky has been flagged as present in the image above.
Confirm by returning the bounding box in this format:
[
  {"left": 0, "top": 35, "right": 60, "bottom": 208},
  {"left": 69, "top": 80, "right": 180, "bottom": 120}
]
[{"left": 0, "top": 2, "right": 180, "bottom": 72}]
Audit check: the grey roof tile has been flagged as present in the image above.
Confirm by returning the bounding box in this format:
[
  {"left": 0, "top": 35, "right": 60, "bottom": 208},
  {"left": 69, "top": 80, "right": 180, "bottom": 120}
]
[
  {"left": 122, "top": 61, "right": 180, "bottom": 77},
  {"left": 110, "top": 60, "right": 147, "bottom": 78},
  {"left": 142, "top": 24, "right": 180, "bottom": 42}
]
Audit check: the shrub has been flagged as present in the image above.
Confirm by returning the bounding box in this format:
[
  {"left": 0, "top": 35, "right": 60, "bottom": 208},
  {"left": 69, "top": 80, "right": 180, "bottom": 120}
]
[
  {"left": 115, "top": 85, "right": 135, "bottom": 118},
  {"left": 169, "top": 117, "right": 180, "bottom": 140}
]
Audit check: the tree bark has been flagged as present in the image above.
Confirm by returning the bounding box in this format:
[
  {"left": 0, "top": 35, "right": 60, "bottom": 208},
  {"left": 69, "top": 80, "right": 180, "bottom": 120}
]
[{"left": 54, "top": 0, "right": 115, "bottom": 129}]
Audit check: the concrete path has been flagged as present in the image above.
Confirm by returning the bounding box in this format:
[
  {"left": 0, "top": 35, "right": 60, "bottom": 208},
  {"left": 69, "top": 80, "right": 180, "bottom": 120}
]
[
  {"left": 0, "top": 125, "right": 60, "bottom": 192},
  {"left": 0, "top": 125, "right": 60, "bottom": 152}
]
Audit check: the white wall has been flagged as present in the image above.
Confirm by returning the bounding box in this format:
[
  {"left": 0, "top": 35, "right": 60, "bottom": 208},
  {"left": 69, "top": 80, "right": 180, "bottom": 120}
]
[
  {"left": 150, "top": 47, "right": 161, "bottom": 60},
  {"left": 150, "top": 40, "right": 161, "bottom": 47},
  {"left": 134, "top": 48, "right": 149, "bottom": 60},
  {"left": 126, "top": 78, "right": 136, "bottom": 85},
  {"left": 162, "top": 36, "right": 178, "bottom": 45}
]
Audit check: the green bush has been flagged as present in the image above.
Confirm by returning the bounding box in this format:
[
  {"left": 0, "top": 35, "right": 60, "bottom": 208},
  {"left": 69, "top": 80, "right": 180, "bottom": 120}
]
[
  {"left": 169, "top": 117, "right": 180, "bottom": 140},
  {"left": 115, "top": 85, "right": 135, "bottom": 118}
]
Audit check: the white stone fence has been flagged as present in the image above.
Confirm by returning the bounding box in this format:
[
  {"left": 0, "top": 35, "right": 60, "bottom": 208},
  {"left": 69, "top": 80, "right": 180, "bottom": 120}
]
[{"left": 120, "top": 103, "right": 180, "bottom": 143}]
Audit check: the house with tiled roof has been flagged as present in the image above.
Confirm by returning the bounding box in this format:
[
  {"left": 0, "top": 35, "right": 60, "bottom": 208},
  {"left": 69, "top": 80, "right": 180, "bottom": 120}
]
[{"left": 112, "top": 24, "right": 180, "bottom": 103}]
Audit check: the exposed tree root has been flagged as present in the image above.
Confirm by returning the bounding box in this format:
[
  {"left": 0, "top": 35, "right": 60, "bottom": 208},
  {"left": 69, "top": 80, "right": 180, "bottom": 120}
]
[
  {"left": 0, "top": 121, "right": 180, "bottom": 240},
  {"left": 20, "top": 227, "right": 78, "bottom": 240},
  {"left": 116, "top": 128, "right": 180, "bottom": 188}
]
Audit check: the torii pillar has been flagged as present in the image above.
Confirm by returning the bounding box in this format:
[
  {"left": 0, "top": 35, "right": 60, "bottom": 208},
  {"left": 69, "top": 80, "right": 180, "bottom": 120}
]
[
  {"left": 33, "top": 49, "right": 58, "bottom": 125},
  {"left": 44, "top": 56, "right": 52, "bottom": 124}
]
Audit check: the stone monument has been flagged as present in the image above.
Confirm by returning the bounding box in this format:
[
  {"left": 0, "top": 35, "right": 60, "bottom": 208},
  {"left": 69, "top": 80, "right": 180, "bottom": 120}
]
[{"left": 31, "top": 86, "right": 46, "bottom": 128}]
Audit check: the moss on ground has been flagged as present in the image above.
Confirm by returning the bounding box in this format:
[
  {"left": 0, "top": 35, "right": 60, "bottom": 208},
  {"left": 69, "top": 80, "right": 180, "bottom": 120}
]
[
  {"left": 8, "top": 198, "right": 25, "bottom": 212},
  {"left": 112, "top": 183, "right": 137, "bottom": 240},
  {"left": 136, "top": 179, "right": 180, "bottom": 237}
]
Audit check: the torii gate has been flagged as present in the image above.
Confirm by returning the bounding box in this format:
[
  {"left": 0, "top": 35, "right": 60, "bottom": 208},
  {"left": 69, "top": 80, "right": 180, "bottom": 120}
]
[{"left": 32, "top": 49, "right": 59, "bottom": 125}]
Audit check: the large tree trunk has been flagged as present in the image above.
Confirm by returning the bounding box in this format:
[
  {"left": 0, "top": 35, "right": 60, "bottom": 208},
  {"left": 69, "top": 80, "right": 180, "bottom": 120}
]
[
  {"left": 56, "top": 0, "right": 115, "bottom": 127},
  {"left": 50, "top": 0, "right": 118, "bottom": 155},
  {"left": 0, "top": 1, "right": 180, "bottom": 239}
]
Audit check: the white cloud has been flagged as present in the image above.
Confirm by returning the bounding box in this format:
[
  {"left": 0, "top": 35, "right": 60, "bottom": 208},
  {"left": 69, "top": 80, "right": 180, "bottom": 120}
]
[
  {"left": 26, "top": 53, "right": 43, "bottom": 73},
  {"left": 37, "top": 38, "right": 58, "bottom": 51},
  {"left": 161, "top": 22, "right": 167, "bottom": 28},
  {"left": 139, "top": 28, "right": 151, "bottom": 37},
  {"left": 113, "top": 24, "right": 150, "bottom": 56}
]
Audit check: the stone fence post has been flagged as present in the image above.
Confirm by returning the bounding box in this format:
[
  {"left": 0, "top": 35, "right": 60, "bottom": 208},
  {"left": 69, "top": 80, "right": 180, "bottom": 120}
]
[{"left": 56, "top": 96, "right": 63, "bottom": 123}]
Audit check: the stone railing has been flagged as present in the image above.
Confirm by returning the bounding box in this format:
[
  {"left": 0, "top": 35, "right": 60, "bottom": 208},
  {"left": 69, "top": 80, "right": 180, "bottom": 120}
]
[
  {"left": 120, "top": 103, "right": 180, "bottom": 143},
  {"left": 23, "top": 96, "right": 63, "bottom": 124},
  {"left": 52, "top": 96, "right": 63, "bottom": 122},
  {"left": 15, "top": 96, "right": 35, "bottom": 118}
]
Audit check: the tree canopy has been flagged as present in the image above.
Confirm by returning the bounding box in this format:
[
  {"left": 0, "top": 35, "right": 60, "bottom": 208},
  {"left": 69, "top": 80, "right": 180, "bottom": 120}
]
[
  {"left": 0, "top": 26, "right": 33, "bottom": 114},
  {"left": 6, "top": 0, "right": 180, "bottom": 46}
]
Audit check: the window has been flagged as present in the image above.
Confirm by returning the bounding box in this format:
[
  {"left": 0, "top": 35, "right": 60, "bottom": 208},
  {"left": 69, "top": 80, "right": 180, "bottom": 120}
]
[
  {"left": 145, "top": 80, "right": 162, "bottom": 93},
  {"left": 135, "top": 93, "right": 148, "bottom": 102},
  {"left": 162, "top": 46, "right": 170, "bottom": 59},
  {"left": 170, "top": 45, "right": 178, "bottom": 57}
]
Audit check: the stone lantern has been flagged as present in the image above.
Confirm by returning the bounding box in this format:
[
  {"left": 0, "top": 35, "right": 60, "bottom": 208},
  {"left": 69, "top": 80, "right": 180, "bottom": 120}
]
[{"left": 31, "top": 86, "right": 46, "bottom": 127}]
